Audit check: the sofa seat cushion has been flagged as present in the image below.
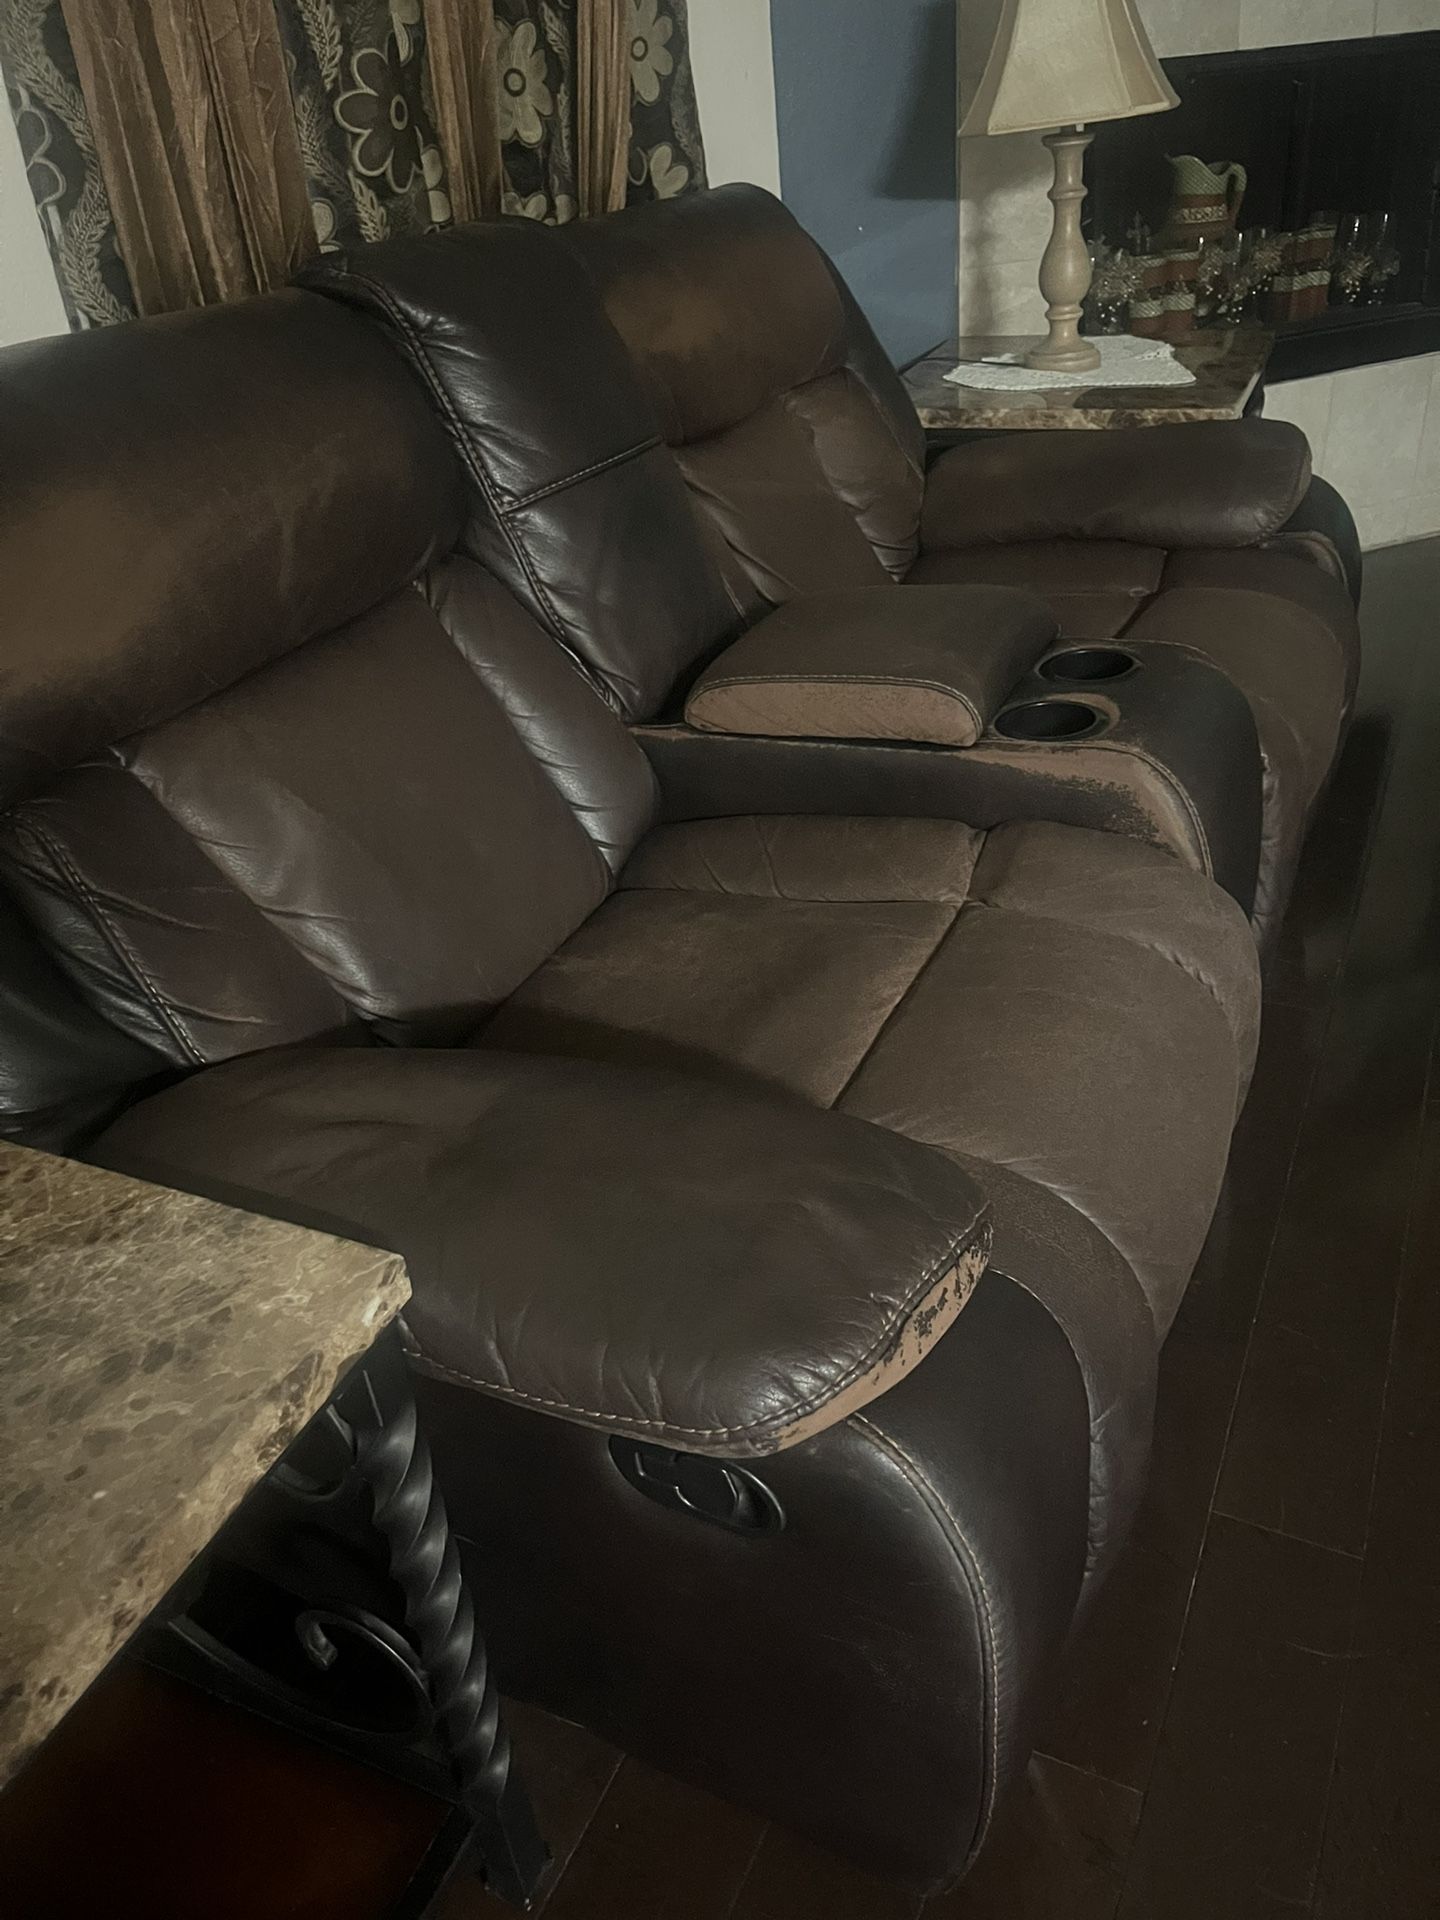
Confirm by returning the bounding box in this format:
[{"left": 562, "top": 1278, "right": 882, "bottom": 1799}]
[
  {"left": 480, "top": 813, "right": 1257, "bottom": 1573},
  {"left": 483, "top": 814, "right": 1258, "bottom": 1339},
  {"left": 907, "top": 541, "right": 1166, "bottom": 640}
]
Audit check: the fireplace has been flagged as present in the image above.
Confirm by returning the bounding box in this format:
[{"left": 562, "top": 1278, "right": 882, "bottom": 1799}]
[{"left": 1088, "top": 31, "right": 1440, "bottom": 380}]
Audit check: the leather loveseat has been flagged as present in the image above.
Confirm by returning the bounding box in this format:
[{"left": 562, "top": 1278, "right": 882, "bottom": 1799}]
[
  {"left": 1, "top": 287, "right": 1262, "bottom": 1891},
  {"left": 300, "top": 186, "right": 1361, "bottom": 947}
]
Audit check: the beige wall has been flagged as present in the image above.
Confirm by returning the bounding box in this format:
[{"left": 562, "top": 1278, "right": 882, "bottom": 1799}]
[
  {"left": 688, "top": 0, "right": 781, "bottom": 194},
  {"left": 957, "top": 0, "right": 1440, "bottom": 546},
  {"left": 0, "top": 98, "right": 66, "bottom": 348}
]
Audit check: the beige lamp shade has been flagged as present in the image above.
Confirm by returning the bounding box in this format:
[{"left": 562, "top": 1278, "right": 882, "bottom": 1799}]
[{"left": 960, "top": 0, "right": 1179, "bottom": 137}]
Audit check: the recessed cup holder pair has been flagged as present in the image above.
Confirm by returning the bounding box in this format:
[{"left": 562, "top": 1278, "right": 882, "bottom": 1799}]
[
  {"left": 1038, "top": 646, "right": 1139, "bottom": 685},
  {"left": 994, "top": 700, "right": 1102, "bottom": 741},
  {"left": 992, "top": 647, "right": 1139, "bottom": 743}
]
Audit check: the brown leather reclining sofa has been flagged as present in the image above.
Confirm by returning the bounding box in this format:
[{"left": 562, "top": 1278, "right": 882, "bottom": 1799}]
[
  {"left": 300, "top": 185, "right": 1361, "bottom": 946},
  {"left": 0, "top": 204, "right": 1350, "bottom": 1888}
]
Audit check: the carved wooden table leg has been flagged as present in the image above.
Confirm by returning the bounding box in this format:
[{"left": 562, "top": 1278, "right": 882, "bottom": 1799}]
[
  {"left": 337, "top": 1336, "right": 548, "bottom": 1911},
  {"left": 145, "top": 1329, "right": 549, "bottom": 1915}
]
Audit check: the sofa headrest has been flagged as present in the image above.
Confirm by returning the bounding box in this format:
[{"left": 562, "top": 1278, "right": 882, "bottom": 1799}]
[
  {"left": 0, "top": 289, "right": 464, "bottom": 805},
  {"left": 558, "top": 185, "right": 852, "bottom": 445},
  {"left": 301, "top": 219, "right": 742, "bottom": 721}
]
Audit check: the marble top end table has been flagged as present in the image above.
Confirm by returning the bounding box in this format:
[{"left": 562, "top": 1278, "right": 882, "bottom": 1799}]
[
  {"left": 0, "top": 1141, "right": 545, "bottom": 1914},
  {"left": 903, "top": 328, "right": 1276, "bottom": 433}
]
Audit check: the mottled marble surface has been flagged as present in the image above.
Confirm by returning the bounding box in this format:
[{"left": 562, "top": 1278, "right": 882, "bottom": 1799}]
[
  {"left": 0, "top": 1143, "right": 409, "bottom": 1785},
  {"left": 905, "top": 328, "right": 1275, "bottom": 430}
]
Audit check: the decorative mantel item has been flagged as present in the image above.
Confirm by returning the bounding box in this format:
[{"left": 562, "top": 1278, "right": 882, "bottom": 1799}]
[
  {"left": 1159, "top": 154, "right": 1248, "bottom": 247},
  {"left": 960, "top": 0, "right": 1179, "bottom": 374}
]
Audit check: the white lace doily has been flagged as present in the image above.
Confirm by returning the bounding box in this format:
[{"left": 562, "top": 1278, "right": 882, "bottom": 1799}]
[{"left": 944, "top": 334, "right": 1197, "bottom": 392}]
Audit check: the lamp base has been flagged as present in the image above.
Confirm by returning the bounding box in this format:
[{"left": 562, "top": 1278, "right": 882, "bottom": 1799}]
[
  {"left": 1026, "top": 129, "right": 1100, "bottom": 377},
  {"left": 1025, "top": 337, "right": 1103, "bottom": 375}
]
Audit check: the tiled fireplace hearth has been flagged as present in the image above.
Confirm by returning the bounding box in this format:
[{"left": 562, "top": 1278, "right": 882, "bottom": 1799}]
[{"left": 958, "top": 0, "right": 1440, "bottom": 547}]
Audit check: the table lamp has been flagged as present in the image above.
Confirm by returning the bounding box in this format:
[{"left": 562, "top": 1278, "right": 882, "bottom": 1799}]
[{"left": 960, "top": 0, "right": 1179, "bottom": 374}]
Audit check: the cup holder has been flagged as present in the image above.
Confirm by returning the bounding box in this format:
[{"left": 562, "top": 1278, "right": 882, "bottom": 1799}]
[
  {"left": 1038, "top": 646, "right": 1139, "bottom": 684},
  {"left": 993, "top": 699, "right": 1104, "bottom": 742}
]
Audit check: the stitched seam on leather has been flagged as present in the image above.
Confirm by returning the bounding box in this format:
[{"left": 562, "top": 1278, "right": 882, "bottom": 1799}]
[
  {"left": 10, "top": 820, "right": 207, "bottom": 1066},
  {"left": 831, "top": 898, "right": 968, "bottom": 1107},
  {"left": 791, "top": 365, "right": 925, "bottom": 572},
  {"left": 1085, "top": 739, "right": 1213, "bottom": 878},
  {"left": 850, "top": 1411, "right": 1000, "bottom": 1853},
  {"left": 1261, "top": 528, "right": 1343, "bottom": 580},
  {"left": 779, "top": 380, "right": 905, "bottom": 580},
  {"left": 839, "top": 362, "right": 925, "bottom": 482},
  {"left": 978, "top": 1256, "right": 1142, "bottom": 1562},
  {"left": 508, "top": 437, "right": 664, "bottom": 509},
  {"left": 696, "top": 672, "right": 983, "bottom": 733},
  {"left": 422, "top": 579, "right": 619, "bottom": 890},
  {"left": 1266, "top": 444, "right": 1313, "bottom": 537},
  {"left": 318, "top": 271, "right": 578, "bottom": 660},
  {"left": 405, "top": 1221, "right": 987, "bottom": 1442}
]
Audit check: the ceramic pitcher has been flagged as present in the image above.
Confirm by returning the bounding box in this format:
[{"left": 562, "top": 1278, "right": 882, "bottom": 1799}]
[{"left": 1160, "top": 154, "right": 1248, "bottom": 247}]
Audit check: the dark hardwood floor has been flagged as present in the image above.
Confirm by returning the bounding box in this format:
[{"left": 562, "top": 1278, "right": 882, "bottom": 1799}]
[{"left": 4, "top": 537, "right": 1437, "bottom": 1919}]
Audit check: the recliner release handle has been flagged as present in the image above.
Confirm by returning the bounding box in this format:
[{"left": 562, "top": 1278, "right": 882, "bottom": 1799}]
[{"left": 609, "top": 1439, "right": 785, "bottom": 1535}]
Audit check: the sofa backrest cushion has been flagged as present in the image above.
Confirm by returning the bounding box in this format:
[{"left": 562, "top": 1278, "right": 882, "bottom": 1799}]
[
  {"left": 0, "top": 294, "right": 658, "bottom": 1129},
  {"left": 301, "top": 220, "right": 742, "bottom": 723},
  {"left": 0, "top": 291, "right": 463, "bottom": 804},
  {"left": 301, "top": 189, "right": 928, "bottom": 718},
  {"left": 562, "top": 187, "right": 928, "bottom": 603}
]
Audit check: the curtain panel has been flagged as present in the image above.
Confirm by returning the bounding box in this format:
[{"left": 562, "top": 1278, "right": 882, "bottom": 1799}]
[
  {"left": 494, "top": 0, "right": 703, "bottom": 223},
  {"left": 1, "top": 0, "right": 706, "bottom": 327}
]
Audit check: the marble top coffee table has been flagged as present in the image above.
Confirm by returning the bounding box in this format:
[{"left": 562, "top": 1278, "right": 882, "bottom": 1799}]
[{"left": 903, "top": 327, "right": 1275, "bottom": 432}]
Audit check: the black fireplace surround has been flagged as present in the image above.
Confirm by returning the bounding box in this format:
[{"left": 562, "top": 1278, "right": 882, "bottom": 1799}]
[{"left": 1090, "top": 31, "right": 1440, "bottom": 380}]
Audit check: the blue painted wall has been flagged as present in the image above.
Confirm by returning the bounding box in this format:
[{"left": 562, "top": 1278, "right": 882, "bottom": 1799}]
[{"left": 770, "top": 0, "right": 957, "bottom": 367}]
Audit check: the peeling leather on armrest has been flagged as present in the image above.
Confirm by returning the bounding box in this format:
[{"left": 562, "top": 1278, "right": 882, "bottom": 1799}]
[{"left": 90, "top": 1045, "right": 994, "bottom": 1459}]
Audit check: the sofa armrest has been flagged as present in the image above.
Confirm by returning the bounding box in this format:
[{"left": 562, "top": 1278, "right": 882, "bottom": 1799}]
[
  {"left": 684, "top": 586, "right": 1056, "bottom": 746},
  {"left": 92, "top": 1047, "right": 991, "bottom": 1458},
  {"left": 922, "top": 419, "right": 1313, "bottom": 553}
]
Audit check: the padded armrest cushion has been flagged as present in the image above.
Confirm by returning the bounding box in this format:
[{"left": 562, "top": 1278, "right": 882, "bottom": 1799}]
[
  {"left": 92, "top": 1047, "right": 991, "bottom": 1457},
  {"left": 684, "top": 586, "right": 1057, "bottom": 747},
  {"left": 921, "top": 419, "right": 1313, "bottom": 553}
]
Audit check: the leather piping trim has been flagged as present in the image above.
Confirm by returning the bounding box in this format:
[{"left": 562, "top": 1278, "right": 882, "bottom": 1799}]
[
  {"left": 6, "top": 819, "right": 207, "bottom": 1067},
  {"left": 849, "top": 1409, "right": 1000, "bottom": 1864},
  {"left": 399, "top": 1221, "right": 990, "bottom": 1456},
  {"left": 419, "top": 579, "right": 619, "bottom": 890},
  {"left": 1260, "top": 527, "right": 1346, "bottom": 584},
  {"left": 837, "top": 358, "right": 925, "bottom": 483},
  {"left": 964, "top": 732, "right": 1211, "bottom": 879},
  {"left": 782, "top": 370, "right": 923, "bottom": 576},
  {"left": 1087, "top": 737, "right": 1212, "bottom": 878}
]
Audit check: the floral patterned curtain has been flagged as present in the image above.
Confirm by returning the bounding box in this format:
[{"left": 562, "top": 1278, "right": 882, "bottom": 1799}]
[
  {"left": 625, "top": 0, "right": 704, "bottom": 206},
  {"left": 494, "top": 0, "right": 704, "bottom": 223},
  {"left": 2, "top": 0, "right": 707, "bottom": 327},
  {"left": 275, "top": 0, "right": 455, "bottom": 249},
  {"left": 0, "top": 0, "right": 136, "bottom": 326}
]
